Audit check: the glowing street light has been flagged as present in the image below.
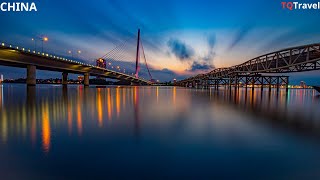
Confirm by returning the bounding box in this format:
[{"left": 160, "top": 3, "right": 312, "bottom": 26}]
[
  {"left": 31, "top": 38, "right": 36, "bottom": 51},
  {"left": 41, "top": 36, "right": 48, "bottom": 53},
  {"left": 67, "top": 49, "right": 82, "bottom": 58}
]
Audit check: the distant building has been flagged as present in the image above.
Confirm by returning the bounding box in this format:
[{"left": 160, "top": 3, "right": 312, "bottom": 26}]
[
  {"left": 300, "top": 81, "right": 307, "bottom": 88},
  {"left": 0, "top": 74, "right": 3, "bottom": 83}
]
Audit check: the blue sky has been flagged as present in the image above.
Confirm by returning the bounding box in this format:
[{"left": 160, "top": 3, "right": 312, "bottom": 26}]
[{"left": 1, "top": 0, "right": 320, "bottom": 84}]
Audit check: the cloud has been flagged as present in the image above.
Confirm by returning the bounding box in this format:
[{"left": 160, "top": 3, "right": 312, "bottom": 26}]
[
  {"left": 137, "top": 67, "right": 187, "bottom": 81},
  {"left": 207, "top": 33, "right": 216, "bottom": 49},
  {"left": 203, "top": 33, "right": 216, "bottom": 62},
  {"left": 187, "top": 61, "right": 214, "bottom": 72},
  {"left": 167, "top": 38, "right": 194, "bottom": 61},
  {"left": 186, "top": 33, "right": 216, "bottom": 73},
  {"left": 228, "top": 24, "right": 253, "bottom": 50}
]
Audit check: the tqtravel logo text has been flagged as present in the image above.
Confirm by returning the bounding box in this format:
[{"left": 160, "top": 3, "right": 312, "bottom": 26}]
[
  {"left": 282, "top": 1, "right": 320, "bottom": 10},
  {"left": 0, "top": 2, "right": 37, "bottom": 12}
]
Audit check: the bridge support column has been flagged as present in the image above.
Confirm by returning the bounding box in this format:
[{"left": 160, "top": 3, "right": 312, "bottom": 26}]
[
  {"left": 84, "top": 72, "right": 89, "bottom": 86},
  {"left": 27, "top": 65, "right": 36, "bottom": 86},
  {"left": 234, "top": 76, "right": 238, "bottom": 92},
  {"left": 205, "top": 80, "right": 209, "bottom": 89},
  {"left": 216, "top": 79, "right": 219, "bottom": 90},
  {"left": 251, "top": 77, "right": 255, "bottom": 91},
  {"left": 268, "top": 77, "right": 272, "bottom": 92},
  {"left": 62, "top": 72, "right": 68, "bottom": 85},
  {"left": 245, "top": 77, "right": 248, "bottom": 91}
]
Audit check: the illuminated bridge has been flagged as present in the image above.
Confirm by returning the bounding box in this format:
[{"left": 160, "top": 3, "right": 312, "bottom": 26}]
[
  {"left": 0, "top": 29, "right": 153, "bottom": 86},
  {"left": 177, "top": 43, "right": 320, "bottom": 90}
]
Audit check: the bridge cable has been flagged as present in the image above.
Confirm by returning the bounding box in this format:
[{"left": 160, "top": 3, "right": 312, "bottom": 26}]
[{"left": 140, "top": 40, "right": 153, "bottom": 80}]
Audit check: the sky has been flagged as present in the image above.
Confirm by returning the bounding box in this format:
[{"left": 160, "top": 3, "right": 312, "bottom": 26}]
[{"left": 1, "top": 0, "right": 320, "bottom": 84}]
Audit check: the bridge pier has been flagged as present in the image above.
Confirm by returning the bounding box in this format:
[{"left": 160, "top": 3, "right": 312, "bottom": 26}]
[
  {"left": 268, "top": 77, "right": 272, "bottom": 91},
  {"left": 261, "top": 78, "right": 264, "bottom": 92},
  {"left": 27, "top": 65, "right": 36, "bottom": 86},
  {"left": 84, "top": 72, "right": 90, "bottom": 86},
  {"left": 252, "top": 77, "right": 255, "bottom": 91},
  {"left": 62, "top": 72, "right": 68, "bottom": 85},
  {"left": 234, "top": 76, "right": 238, "bottom": 92}
]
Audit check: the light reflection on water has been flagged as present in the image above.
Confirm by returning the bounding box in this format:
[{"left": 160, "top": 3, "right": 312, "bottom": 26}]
[{"left": 0, "top": 84, "right": 320, "bottom": 179}]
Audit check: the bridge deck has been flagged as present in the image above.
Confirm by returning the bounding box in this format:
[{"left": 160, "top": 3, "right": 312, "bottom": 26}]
[{"left": 0, "top": 43, "right": 152, "bottom": 85}]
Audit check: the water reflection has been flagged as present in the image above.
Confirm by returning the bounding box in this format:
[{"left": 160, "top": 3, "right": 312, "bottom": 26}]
[
  {"left": 0, "top": 85, "right": 320, "bottom": 179},
  {"left": 41, "top": 101, "right": 50, "bottom": 153},
  {"left": 107, "top": 88, "right": 112, "bottom": 120},
  {"left": 97, "top": 89, "right": 103, "bottom": 127},
  {"left": 0, "top": 85, "right": 320, "bottom": 152},
  {"left": 0, "top": 85, "right": 3, "bottom": 108},
  {"left": 133, "top": 86, "right": 140, "bottom": 139},
  {"left": 208, "top": 88, "right": 320, "bottom": 137}
]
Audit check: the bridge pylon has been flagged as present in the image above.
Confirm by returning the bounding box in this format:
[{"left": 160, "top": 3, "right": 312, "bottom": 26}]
[{"left": 135, "top": 29, "right": 141, "bottom": 79}]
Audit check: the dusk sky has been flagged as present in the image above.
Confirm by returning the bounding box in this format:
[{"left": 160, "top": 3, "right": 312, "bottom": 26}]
[{"left": 1, "top": 0, "right": 320, "bottom": 83}]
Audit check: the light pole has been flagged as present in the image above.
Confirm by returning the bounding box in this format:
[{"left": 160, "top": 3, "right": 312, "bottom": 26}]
[{"left": 41, "top": 36, "right": 48, "bottom": 53}]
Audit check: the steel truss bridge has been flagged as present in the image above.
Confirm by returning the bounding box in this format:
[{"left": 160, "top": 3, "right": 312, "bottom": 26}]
[
  {"left": 177, "top": 43, "right": 320, "bottom": 90},
  {"left": 0, "top": 29, "right": 153, "bottom": 86}
]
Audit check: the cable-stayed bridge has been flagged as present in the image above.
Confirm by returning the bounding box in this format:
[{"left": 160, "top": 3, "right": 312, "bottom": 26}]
[{"left": 0, "top": 29, "right": 153, "bottom": 86}]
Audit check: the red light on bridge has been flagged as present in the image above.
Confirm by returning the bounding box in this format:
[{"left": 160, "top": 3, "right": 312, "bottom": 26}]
[{"left": 96, "top": 58, "right": 106, "bottom": 68}]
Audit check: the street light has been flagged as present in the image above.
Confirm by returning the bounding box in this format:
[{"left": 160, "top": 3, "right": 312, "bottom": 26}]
[
  {"left": 31, "top": 38, "right": 36, "bottom": 51},
  {"left": 67, "top": 49, "right": 82, "bottom": 58},
  {"left": 41, "top": 36, "right": 48, "bottom": 53}
]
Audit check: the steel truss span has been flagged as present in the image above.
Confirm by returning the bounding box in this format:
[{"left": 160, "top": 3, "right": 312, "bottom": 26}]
[{"left": 177, "top": 43, "right": 320, "bottom": 86}]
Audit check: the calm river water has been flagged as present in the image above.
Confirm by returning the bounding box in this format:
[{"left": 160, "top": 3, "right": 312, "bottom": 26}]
[{"left": 0, "top": 84, "right": 320, "bottom": 179}]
